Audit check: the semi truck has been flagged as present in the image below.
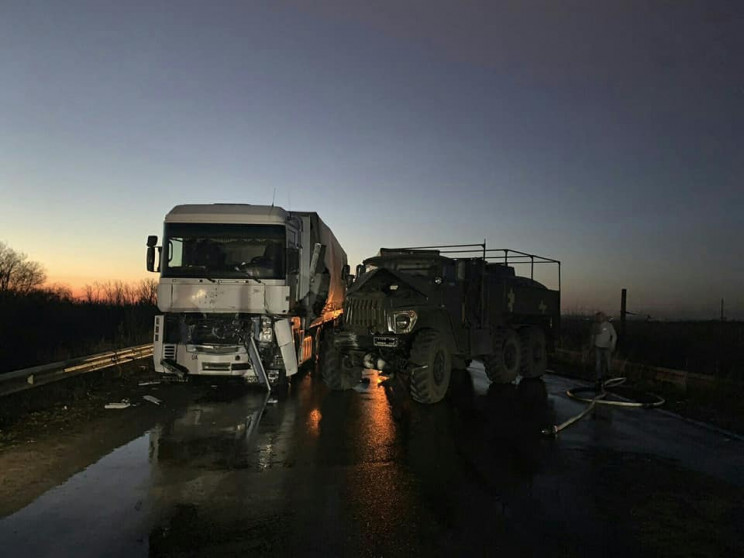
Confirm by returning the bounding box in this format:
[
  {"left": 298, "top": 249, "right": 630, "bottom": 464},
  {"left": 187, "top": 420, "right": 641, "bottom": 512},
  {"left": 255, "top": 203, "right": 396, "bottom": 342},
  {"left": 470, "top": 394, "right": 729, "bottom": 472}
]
[
  {"left": 146, "top": 204, "right": 348, "bottom": 389},
  {"left": 324, "top": 244, "right": 561, "bottom": 403}
]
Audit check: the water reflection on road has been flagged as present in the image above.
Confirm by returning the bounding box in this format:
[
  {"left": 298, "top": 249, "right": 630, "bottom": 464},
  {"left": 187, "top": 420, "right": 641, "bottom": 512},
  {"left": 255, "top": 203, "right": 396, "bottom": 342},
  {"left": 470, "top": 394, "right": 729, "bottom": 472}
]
[{"left": 1, "top": 365, "right": 743, "bottom": 557}]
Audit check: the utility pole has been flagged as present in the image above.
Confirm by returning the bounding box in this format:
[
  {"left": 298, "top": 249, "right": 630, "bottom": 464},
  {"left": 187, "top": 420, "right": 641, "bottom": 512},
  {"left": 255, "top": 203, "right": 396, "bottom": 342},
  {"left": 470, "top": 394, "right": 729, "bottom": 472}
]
[{"left": 620, "top": 288, "right": 627, "bottom": 337}]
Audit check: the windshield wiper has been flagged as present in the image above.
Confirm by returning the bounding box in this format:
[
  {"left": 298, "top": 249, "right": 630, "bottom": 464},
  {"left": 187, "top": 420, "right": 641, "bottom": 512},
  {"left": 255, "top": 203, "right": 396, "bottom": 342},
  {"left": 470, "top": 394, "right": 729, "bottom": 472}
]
[{"left": 234, "top": 263, "right": 263, "bottom": 284}]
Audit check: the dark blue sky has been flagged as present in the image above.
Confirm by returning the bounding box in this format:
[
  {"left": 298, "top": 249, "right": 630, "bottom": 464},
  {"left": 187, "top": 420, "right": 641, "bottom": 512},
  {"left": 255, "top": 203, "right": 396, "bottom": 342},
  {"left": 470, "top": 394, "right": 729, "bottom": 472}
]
[{"left": 1, "top": 0, "right": 742, "bottom": 318}]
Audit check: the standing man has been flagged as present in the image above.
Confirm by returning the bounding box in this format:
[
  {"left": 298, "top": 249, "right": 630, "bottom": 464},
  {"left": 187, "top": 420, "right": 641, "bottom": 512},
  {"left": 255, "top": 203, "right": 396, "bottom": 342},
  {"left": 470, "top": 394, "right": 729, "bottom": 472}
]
[{"left": 591, "top": 311, "right": 617, "bottom": 390}]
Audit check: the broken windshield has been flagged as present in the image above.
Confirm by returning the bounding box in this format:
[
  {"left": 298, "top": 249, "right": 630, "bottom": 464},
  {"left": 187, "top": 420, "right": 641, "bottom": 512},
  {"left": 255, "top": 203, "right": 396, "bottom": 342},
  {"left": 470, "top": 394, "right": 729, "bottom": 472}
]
[{"left": 163, "top": 223, "right": 286, "bottom": 279}]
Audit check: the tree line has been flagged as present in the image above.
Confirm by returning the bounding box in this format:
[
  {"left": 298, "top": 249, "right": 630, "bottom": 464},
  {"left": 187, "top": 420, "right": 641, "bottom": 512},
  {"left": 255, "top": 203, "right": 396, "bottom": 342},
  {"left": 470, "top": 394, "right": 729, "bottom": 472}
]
[
  {"left": 0, "top": 242, "right": 159, "bottom": 373},
  {"left": 0, "top": 241, "right": 46, "bottom": 294}
]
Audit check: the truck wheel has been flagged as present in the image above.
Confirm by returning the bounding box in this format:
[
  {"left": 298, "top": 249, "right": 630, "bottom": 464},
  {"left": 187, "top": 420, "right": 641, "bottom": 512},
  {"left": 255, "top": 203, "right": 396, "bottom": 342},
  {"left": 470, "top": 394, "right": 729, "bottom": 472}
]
[
  {"left": 310, "top": 328, "right": 323, "bottom": 377},
  {"left": 409, "top": 330, "right": 451, "bottom": 404},
  {"left": 520, "top": 327, "right": 547, "bottom": 378},
  {"left": 320, "top": 334, "right": 362, "bottom": 390},
  {"left": 273, "top": 369, "right": 289, "bottom": 393},
  {"left": 484, "top": 328, "right": 521, "bottom": 384}
]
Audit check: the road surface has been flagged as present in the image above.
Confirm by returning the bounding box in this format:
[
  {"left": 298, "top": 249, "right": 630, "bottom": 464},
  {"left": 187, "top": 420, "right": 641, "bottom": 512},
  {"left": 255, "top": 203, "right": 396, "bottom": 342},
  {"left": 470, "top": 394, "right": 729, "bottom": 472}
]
[{"left": 1, "top": 364, "right": 742, "bottom": 557}]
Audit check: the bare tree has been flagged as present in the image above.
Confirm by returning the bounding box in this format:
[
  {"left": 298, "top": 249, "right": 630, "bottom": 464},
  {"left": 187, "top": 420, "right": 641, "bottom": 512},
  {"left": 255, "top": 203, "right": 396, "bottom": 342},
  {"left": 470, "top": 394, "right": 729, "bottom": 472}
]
[
  {"left": 135, "top": 278, "right": 158, "bottom": 306},
  {"left": 0, "top": 241, "right": 47, "bottom": 294},
  {"left": 82, "top": 283, "right": 100, "bottom": 304},
  {"left": 81, "top": 280, "right": 157, "bottom": 306},
  {"left": 39, "top": 283, "right": 74, "bottom": 302},
  {"left": 95, "top": 280, "right": 141, "bottom": 306}
]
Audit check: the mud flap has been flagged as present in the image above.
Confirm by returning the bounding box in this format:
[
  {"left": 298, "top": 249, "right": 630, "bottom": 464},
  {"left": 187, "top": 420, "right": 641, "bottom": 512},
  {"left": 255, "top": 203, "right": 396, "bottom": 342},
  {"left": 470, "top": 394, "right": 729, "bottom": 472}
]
[
  {"left": 274, "top": 318, "right": 299, "bottom": 377},
  {"left": 161, "top": 359, "right": 187, "bottom": 380},
  {"left": 246, "top": 336, "right": 271, "bottom": 391}
]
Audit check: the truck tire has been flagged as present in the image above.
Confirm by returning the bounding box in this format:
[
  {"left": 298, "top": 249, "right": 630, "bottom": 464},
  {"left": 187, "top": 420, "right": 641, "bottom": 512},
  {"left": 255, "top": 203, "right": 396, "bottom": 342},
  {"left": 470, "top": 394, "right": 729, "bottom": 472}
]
[
  {"left": 484, "top": 328, "right": 521, "bottom": 384},
  {"left": 274, "top": 369, "right": 289, "bottom": 393},
  {"left": 409, "top": 330, "right": 451, "bottom": 404},
  {"left": 520, "top": 326, "right": 547, "bottom": 378},
  {"left": 309, "top": 327, "right": 323, "bottom": 377},
  {"left": 320, "top": 334, "right": 362, "bottom": 390}
]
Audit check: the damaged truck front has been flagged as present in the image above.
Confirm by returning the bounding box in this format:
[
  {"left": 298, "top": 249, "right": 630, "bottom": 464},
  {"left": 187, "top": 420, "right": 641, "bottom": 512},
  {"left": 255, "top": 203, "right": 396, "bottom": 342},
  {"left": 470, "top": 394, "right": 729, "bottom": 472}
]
[{"left": 146, "top": 204, "right": 348, "bottom": 388}]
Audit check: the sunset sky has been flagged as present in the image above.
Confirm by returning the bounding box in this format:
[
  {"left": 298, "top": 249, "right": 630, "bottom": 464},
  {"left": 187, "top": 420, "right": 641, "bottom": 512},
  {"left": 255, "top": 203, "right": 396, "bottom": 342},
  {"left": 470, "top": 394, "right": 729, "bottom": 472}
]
[{"left": 1, "top": 1, "right": 742, "bottom": 318}]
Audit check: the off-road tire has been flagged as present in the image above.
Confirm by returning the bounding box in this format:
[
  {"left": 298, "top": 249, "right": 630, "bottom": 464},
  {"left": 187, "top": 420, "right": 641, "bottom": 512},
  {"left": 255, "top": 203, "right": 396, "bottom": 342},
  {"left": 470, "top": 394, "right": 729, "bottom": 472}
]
[
  {"left": 320, "top": 334, "right": 362, "bottom": 390},
  {"left": 309, "top": 327, "right": 323, "bottom": 377},
  {"left": 484, "top": 328, "right": 521, "bottom": 384},
  {"left": 520, "top": 326, "right": 547, "bottom": 378},
  {"left": 409, "top": 330, "right": 451, "bottom": 404}
]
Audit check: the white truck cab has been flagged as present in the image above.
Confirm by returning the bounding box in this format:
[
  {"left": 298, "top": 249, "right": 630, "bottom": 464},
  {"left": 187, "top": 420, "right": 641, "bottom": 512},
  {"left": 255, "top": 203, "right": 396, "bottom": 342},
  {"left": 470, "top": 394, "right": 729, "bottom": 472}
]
[{"left": 147, "top": 204, "right": 347, "bottom": 388}]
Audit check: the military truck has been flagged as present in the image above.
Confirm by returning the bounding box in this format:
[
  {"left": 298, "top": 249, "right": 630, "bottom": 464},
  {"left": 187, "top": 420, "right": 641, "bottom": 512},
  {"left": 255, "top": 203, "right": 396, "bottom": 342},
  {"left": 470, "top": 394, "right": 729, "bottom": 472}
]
[
  {"left": 146, "top": 204, "right": 348, "bottom": 389},
  {"left": 324, "top": 244, "right": 560, "bottom": 404}
]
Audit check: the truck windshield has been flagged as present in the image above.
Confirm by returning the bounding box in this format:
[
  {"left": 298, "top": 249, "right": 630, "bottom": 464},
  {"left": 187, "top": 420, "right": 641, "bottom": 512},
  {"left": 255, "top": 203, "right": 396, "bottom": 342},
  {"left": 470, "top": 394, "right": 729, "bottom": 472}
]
[
  {"left": 163, "top": 224, "right": 286, "bottom": 279},
  {"left": 366, "top": 258, "right": 442, "bottom": 279}
]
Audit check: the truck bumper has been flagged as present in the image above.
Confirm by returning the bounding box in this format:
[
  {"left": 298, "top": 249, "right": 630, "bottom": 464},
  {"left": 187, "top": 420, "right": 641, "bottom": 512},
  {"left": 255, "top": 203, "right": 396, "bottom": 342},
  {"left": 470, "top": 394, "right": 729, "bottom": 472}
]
[{"left": 154, "top": 342, "right": 286, "bottom": 384}]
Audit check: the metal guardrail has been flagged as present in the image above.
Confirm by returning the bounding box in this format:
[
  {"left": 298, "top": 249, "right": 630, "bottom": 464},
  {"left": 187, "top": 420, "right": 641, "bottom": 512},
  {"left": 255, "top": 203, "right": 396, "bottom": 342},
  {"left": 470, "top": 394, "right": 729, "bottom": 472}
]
[
  {"left": 553, "top": 348, "right": 737, "bottom": 391},
  {"left": 0, "top": 344, "right": 153, "bottom": 398}
]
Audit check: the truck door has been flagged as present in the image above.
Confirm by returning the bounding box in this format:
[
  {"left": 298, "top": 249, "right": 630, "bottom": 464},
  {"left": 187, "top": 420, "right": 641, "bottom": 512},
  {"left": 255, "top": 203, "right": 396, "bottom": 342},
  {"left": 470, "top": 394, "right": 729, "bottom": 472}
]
[
  {"left": 286, "top": 228, "right": 299, "bottom": 304},
  {"left": 441, "top": 261, "right": 465, "bottom": 348},
  {"left": 462, "top": 260, "right": 484, "bottom": 328}
]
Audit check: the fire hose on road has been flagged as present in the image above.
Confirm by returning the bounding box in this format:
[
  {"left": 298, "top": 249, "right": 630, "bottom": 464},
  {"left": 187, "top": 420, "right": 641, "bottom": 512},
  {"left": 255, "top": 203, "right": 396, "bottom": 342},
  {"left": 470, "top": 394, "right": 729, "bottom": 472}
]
[{"left": 542, "top": 377, "right": 666, "bottom": 437}]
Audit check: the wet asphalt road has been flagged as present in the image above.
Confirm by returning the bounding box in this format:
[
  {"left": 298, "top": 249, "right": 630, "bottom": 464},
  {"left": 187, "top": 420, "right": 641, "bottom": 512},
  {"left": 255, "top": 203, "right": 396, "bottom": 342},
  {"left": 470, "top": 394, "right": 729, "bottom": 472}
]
[{"left": 1, "top": 364, "right": 743, "bottom": 557}]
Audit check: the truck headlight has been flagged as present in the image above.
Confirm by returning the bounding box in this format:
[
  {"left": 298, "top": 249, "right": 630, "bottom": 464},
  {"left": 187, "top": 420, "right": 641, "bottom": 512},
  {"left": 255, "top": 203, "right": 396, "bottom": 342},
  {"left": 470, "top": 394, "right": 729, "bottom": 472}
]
[
  {"left": 392, "top": 310, "right": 417, "bottom": 334},
  {"left": 259, "top": 316, "right": 273, "bottom": 343}
]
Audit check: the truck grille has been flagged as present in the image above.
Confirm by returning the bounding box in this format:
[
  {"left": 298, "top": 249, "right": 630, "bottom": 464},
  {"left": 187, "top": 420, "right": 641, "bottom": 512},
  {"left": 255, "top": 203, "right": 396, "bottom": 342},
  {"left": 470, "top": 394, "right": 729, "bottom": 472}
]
[
  {"left": 345, "top": 298, "right": 386, "bottom": 330},
  {"left": 163, "top": 344, "right": 176, "bottom": 360}
]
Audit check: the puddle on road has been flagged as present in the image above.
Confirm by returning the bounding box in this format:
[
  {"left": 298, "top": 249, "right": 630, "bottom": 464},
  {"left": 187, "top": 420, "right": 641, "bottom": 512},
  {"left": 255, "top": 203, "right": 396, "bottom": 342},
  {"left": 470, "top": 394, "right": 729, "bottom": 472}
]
[
  {"left": 0, "top": 434, "right": 152, "bottom": 557},
  {"left": 0, "top": 391, "right": 274, "bottom": 556}
]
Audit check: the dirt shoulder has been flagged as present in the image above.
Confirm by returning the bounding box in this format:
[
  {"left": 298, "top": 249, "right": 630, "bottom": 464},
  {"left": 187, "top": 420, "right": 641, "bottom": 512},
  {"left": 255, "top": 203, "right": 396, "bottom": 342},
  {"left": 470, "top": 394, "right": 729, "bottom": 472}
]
[{"left": 0, "top": 362, "right": 222, "bottom": 518}]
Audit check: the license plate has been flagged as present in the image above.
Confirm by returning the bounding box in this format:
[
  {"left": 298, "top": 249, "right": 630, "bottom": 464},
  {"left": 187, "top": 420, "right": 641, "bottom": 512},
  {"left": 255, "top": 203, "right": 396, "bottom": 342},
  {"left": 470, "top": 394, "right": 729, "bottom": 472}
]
[{"left": 373, "top": 336, "right": 398, "bottom": 348}]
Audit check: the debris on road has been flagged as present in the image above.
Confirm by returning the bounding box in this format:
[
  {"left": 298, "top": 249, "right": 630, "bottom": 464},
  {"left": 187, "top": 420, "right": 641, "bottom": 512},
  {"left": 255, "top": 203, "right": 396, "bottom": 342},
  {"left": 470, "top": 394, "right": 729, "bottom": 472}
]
[
  {"left": 104, "top": 400, "right": 131, "bottom": 410},
  {"left": 267, "top": 398, "right": 278, "bottom": 405},
  {"left": 142, "top": 395, "right": 162, "bottom": 406},
  {"left": 138, "top": 381, "right": 161, "bottom": 386}
]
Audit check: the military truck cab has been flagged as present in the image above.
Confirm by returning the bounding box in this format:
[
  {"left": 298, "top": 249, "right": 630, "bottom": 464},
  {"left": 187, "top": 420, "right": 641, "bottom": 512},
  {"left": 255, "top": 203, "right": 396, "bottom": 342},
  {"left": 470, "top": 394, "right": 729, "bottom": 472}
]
[{"left": 326, "top": 244, "right": 561, "bottom": 404}]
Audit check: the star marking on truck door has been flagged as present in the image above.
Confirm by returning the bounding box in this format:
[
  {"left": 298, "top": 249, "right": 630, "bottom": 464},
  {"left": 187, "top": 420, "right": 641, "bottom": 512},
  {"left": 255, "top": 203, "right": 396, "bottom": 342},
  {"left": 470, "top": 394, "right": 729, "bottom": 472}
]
[
  {"left": 507, "top": 288, "right": 515, "bottom": 312},
  {"left": 539, "top": 300, "right": 547, "bottom": 314}
]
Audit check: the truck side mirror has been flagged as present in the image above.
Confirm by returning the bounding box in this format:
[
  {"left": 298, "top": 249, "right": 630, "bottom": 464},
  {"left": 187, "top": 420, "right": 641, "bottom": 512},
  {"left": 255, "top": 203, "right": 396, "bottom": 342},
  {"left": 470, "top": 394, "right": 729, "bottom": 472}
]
[
  {"left": 355, "top": 264, "right": 365, "bottom": 278},
  {"left": 287, "top": 248, "right": 300, "bottom": 273},
  {"left": 146, "top": 235, "right": 159, "bottom": 272},
  {"left": 146, "top": 247, "right": 156, "bottom": 272}
]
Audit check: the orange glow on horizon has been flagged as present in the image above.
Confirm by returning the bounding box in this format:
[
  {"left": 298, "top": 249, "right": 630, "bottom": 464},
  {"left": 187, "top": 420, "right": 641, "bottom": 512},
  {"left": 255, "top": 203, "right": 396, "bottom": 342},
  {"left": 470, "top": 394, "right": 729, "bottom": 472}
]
[{"left": 45, "top": 271, "right": 154, "bottom": 299}]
